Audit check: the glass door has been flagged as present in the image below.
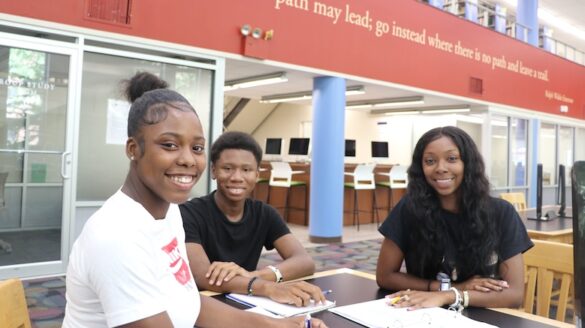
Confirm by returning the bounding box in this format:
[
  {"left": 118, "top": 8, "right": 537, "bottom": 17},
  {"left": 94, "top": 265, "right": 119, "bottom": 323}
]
[{"left": 0, "top": 38, "right": 75, "bottom": 278}]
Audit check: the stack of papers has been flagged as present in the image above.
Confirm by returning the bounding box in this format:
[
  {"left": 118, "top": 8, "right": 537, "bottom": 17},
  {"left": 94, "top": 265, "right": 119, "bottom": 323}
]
[
  {"left": 226, "top": 292, "right": 336, "bottom": 317},
  {"left": 329, "top": 298, "right": 498, "bottom": 328}
]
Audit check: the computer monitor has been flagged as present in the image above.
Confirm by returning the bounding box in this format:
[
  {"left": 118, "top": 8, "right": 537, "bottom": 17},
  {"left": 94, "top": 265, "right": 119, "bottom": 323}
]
[
  {"left": 265, "top": 138, "right": 282, "bottom": 155},
  {"left": 288, "top": 138, "right": 310, "bottom": 156},
  {"left": 571, "top": 161, "right": 585, "bottom": 325},
  {"left": 557, "top": 164, "right": 571, "bottom": 218},
  {"left": 528, "top": 163, "right": 545, "bottom": 221},
  {"left": 345, "top": 139, "right": 356, "bottom": 157},
  {"left": 371, "top": 141, "right": 389, "bottom": 158}
]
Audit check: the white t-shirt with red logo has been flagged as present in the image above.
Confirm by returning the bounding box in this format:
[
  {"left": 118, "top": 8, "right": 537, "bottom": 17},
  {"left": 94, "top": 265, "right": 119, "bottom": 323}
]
[{"left": 64, "top": 190, "right": 200, "bottom": 328}]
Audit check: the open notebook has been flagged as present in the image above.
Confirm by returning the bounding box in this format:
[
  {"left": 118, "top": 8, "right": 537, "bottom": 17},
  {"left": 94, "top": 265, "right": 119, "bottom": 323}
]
[
  {"left": 226, "top": 292, "right": 336, "bottom": 317},
  {"left": 329, "top": 298, "right": 497, "bottom": 328}
]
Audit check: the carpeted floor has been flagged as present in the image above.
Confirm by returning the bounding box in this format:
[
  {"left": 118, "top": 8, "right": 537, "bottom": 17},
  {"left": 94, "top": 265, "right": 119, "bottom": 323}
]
[{"left": 24, "top": 238, "right": 383, "bottom": 327}]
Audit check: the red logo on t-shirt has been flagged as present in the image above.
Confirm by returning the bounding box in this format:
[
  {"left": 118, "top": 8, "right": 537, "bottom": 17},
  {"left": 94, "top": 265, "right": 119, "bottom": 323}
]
[{"left": 161, "top": 237, "right": 192, "bottom": 285}]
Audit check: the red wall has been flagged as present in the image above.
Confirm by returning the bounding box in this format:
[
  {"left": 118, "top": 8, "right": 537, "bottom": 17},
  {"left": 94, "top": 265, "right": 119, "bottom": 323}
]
[{"left": 2, "top": 0, "right": 584, "bottom": 119}]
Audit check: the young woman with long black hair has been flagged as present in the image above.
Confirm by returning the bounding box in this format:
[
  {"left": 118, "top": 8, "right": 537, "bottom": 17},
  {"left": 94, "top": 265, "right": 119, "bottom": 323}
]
[{"left": 376, "top": 126, "right": 532, "bottom": 310}]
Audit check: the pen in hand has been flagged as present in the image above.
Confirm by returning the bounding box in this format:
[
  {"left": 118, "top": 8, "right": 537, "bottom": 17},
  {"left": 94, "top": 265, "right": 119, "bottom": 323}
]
[
  {"left": 304, "top": 313, "right": 311, "bottom": 328},
  {"left": 309, "top": 289, "right": 333, "bottom": 306}
]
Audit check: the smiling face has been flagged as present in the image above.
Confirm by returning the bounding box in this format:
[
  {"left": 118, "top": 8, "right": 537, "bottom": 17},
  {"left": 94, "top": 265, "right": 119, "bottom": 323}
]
[
  {"left": 126, "top": 104, "right": 206, "bottom": 214},
  {"left": 212, "top": 148, "right": 259, "bottom": 205},
  {"left": 421, "top": 136, "right": 464, "bottom": 212}
]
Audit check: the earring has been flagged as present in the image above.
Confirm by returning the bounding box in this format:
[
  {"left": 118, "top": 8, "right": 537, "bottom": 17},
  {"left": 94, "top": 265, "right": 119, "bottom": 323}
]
[{"left": 130, "top": 156, "right": 135, "bottom": 160}]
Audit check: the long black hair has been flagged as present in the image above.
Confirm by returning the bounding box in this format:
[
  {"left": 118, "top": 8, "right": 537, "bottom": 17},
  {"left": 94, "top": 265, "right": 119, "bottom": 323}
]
[{"left": 405, "top": 126, "right": 497, "bottom": 280}]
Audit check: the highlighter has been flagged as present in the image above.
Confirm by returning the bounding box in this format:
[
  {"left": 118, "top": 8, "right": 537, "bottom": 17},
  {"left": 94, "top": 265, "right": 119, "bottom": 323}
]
[{"left": 387, "top": 296, "right": 402, "bottom": 305}]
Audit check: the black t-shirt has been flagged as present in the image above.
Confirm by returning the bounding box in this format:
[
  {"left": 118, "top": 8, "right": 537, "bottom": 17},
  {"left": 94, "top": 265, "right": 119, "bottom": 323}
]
[
  {"left": 378, "top": 195, "right": 533, "bottom": 282},
  {"left": 180, "top": 192, "right": 291, "bottom": 271}
]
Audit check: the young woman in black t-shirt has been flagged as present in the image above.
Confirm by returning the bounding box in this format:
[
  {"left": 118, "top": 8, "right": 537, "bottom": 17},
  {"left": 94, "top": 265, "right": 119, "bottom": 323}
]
[{"left": 377, "top": 126, "right": 533, "bottom": 310}]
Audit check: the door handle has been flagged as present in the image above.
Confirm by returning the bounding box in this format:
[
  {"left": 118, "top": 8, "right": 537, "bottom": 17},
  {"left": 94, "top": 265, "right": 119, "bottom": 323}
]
[{"left": 61, "top": 151, "right": 71, "bottom": 179}]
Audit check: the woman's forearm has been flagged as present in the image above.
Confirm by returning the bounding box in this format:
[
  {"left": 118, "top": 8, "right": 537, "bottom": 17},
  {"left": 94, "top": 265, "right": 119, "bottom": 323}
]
[{"left": 376, "top": 271, "right": 432, "bottom": 292}]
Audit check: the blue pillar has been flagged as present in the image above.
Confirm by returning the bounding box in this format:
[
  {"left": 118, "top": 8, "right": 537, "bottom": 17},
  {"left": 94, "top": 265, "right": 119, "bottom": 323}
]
[
  {"left": 465, "top": 0, "right": 478, "bottom": 23},
  {"left": 309, "top": 76, "right": 345, "bottom": 243},
  {"left": 517, "top": 0, "right": 539, "bottom": 46},
  {"left": 529, "top": 118, "right": 540, "bottom": 207},
  {"left": 494, "top": 4, "right": 507, "bottom": 33}
]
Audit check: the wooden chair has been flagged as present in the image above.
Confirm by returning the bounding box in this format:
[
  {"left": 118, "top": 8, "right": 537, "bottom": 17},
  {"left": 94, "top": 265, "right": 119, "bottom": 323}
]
[
  {"left": 523, "top": 239, "right": 574, "bottom": 322},
  {"left": 500, "top": 192, "right": 527, "bottom": 211},
  {"left": 0, "top": 278, "right": 32, "bottom": 328}
]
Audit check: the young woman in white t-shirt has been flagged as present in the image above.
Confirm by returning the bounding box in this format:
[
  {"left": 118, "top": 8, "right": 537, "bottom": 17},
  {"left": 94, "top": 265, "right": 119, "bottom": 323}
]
[{"left": 64, "top": 72, "right": 327, "bottom": 328}]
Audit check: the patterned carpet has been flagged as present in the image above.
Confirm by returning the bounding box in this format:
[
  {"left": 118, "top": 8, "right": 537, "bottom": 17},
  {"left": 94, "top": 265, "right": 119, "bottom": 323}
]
[{"left": 23, "top": 238, "right": 383, "bottom": 327}]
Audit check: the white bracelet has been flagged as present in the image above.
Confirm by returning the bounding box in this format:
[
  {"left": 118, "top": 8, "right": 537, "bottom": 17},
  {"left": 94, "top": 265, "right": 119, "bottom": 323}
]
[
  {"left": 449, "top": 287, "right": 461, "bottom": 308},
  {"left": 267, "top": 265, "right": 283, "bottom": 283},
  {"left": 463, "top": 290, "right": 469, "bottom": 307}
]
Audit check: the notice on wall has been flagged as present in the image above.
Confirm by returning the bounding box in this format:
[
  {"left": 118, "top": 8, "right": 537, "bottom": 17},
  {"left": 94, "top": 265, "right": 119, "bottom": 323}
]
[{"left": 106, "top": 99, "right": 130, "bottom": 145}]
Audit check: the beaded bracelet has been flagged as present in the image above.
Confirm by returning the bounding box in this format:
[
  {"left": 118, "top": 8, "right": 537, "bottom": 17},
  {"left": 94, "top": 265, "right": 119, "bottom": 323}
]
[{"left": 247, "top": 276, "right": 258, "bottom": 296}]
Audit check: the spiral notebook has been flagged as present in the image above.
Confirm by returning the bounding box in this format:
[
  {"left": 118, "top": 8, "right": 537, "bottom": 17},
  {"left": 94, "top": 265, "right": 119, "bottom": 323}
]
[
  {"left": 226, "top": 292, "right": 336, "bottom": 317},
  {"left": 329, "top": 298, "right": 497, "bottom": 328}
]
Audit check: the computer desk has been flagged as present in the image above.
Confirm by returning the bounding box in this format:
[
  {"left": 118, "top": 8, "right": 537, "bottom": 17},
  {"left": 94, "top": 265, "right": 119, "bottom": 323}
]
[
  {"left": 210, "top": 268, "right": 574, "bottom": 328},
  {"left": 518, "top": 206, "right": 573, "bottom": 244},
  {"left": 256, "top": 162, "right": 401, "bottom": 226}
]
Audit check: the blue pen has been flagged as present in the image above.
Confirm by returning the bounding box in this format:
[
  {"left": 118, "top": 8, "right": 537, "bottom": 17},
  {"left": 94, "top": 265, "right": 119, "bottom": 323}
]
[
  {"left": 322, "top": 289, "right": 332, "bottom": 296},
  {"left": 304, "top": 313, "right": 311, "bottom": 328}
]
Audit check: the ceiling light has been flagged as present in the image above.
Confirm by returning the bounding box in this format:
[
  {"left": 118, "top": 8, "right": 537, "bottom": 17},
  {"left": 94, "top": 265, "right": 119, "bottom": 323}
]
[
  {"left": 260, "top": 90, "right": 313, "bottom": 103},
  {"left": 372, "top": 96, "right": 425, "bottom": 108},
  {"left": 384, "top": 110, "right": 420, "bottom": 116},
  {"left": 240, "top": 24, "right": 251, "bottom": 36},
  {"left": 346, "top": 96, "right": 424, "bottom": 110},
  {"left": 345, "top": 85, "right": 366, "bottom": 96},
  {"left": 224, "top": 72, "right": 287, "bottom": 91},
  {"left": 260, "top": 85, "right": 365, "bottom": 103},
  {"left": 421, "top": 106, "right": 470, "bottom": 114},
  {"left": 371, "top": 105, "right": 470, "bottom": 115},
  {"left": 345, "top": 103, "right": 372, "bottom": 110},
  {"left": 251, "top": 27, "right": 263, "bottom": 39}
]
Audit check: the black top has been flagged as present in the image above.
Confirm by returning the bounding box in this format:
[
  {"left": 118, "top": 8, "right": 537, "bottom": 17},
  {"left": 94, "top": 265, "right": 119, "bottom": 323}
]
[
  {"left": 379, "top": 195, "right": 533, "bottom": 282},
  {"left": 180, "top": 192, "right": 290, "bottom": 271}
]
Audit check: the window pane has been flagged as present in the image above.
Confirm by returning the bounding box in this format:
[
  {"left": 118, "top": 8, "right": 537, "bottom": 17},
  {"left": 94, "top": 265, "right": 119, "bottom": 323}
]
[
  {"left": 77, "top": 53, "right": 213, "bottom": 201},
  {"left": 539, "top": 123, "right": 556, "bottom": 186},
  {"left": 558, "top": 126, "right": 573, "bottom": 186},
  {"left": 510, "top": 118, "right": 528, "bottom": 186},
  {"left": 577, "top": 128, "right": 585, "bottom": 161},
  {"left": 490, "top": 116, "right": 508, "bottom": 188}
]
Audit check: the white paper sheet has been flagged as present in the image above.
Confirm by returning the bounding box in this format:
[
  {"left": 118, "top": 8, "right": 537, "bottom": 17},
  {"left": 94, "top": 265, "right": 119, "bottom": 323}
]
[{"left": 329, "top": 298, "right": 498, "bottom": 328}]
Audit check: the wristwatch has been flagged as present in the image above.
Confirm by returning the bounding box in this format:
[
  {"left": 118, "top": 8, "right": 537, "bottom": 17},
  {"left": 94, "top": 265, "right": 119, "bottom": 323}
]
[
  {"left": 267, "top": 265, "right": 284, "bottom": 283},
  {"left": 440, "top": 278, "right": 451, "bottom": 291}
]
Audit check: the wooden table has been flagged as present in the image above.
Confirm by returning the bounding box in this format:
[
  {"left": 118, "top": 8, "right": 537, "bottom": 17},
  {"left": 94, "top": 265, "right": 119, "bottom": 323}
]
[
  {"left": 211, "top": 268, "right": 574, "bottom": 328},
  {"left": 518, "top": 207, "right": 573, "bottom": 243}
]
